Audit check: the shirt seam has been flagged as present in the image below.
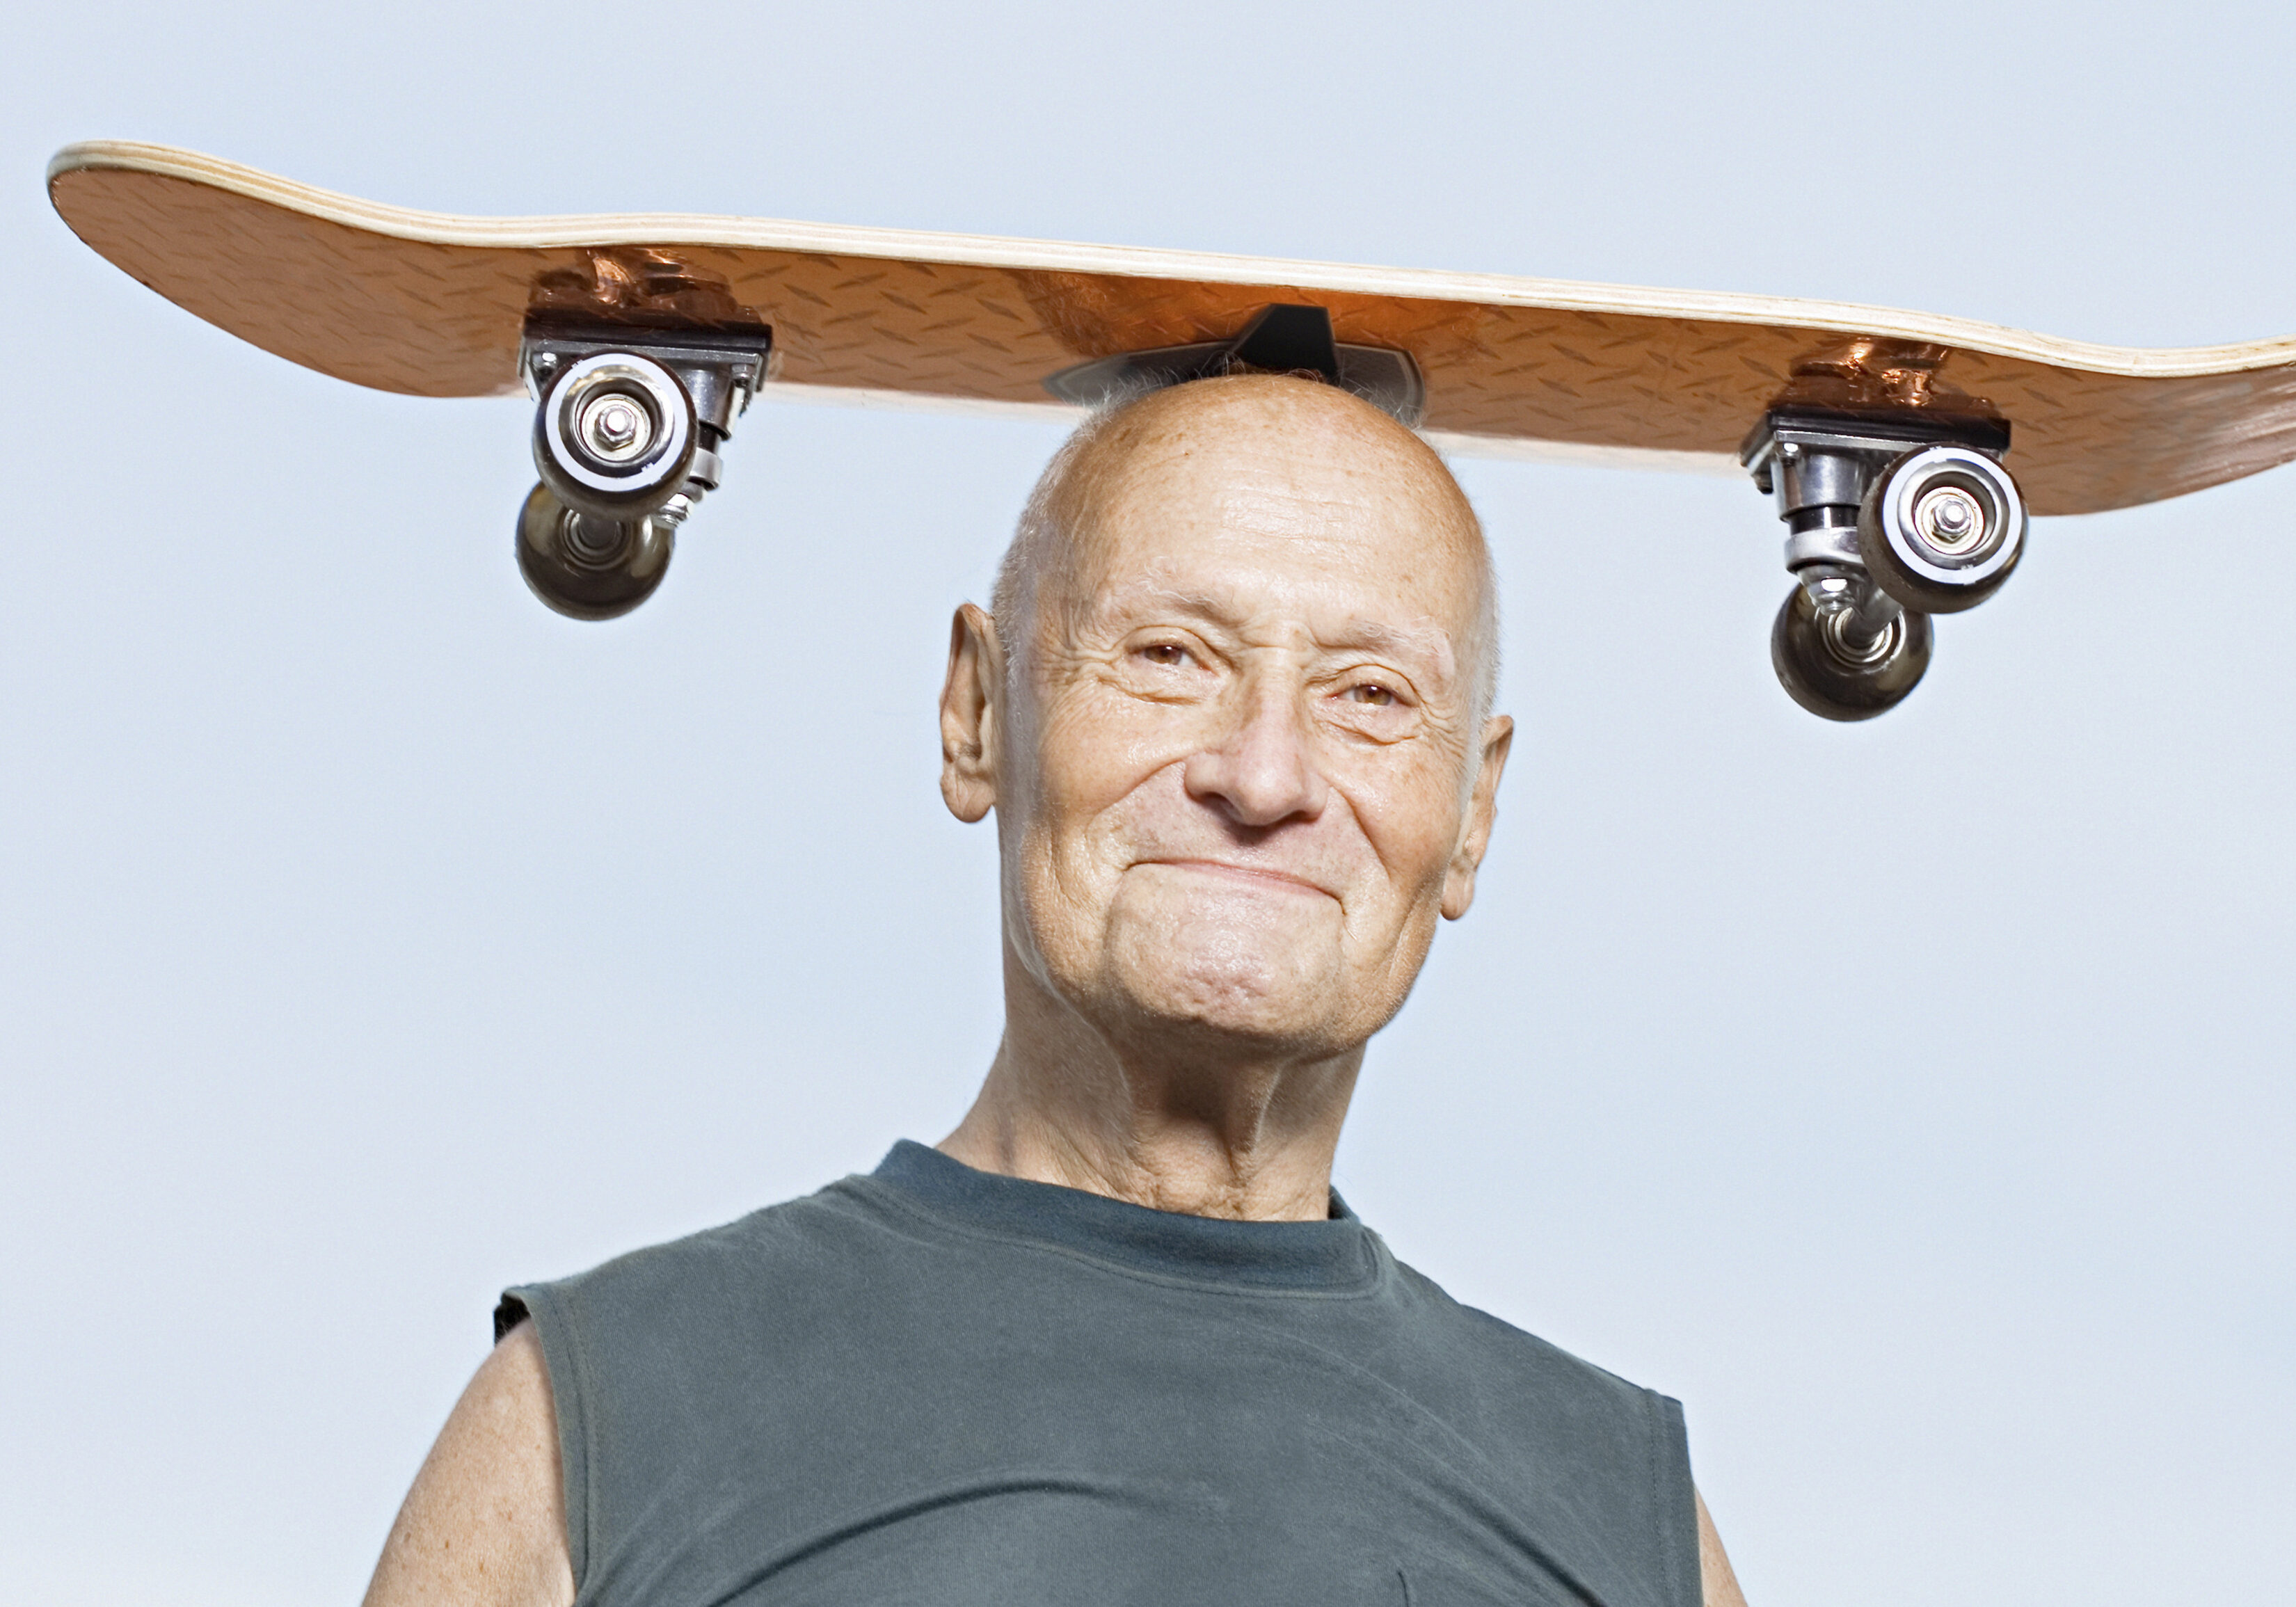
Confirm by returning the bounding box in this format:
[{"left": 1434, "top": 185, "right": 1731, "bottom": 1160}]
[
  {"left": 838, "top": 1176, "right": 1392, "bottom": 1302},
  {"left": 1654, "top": 1391, "right": 1696, "bottom": 1607},
  {"left": 513, "top": 1281, "right": 600, "bottom": 1601}
]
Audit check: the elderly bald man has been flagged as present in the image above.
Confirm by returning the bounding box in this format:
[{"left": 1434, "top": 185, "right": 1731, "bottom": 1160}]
[{"left": 365, "top": 374, "right": 1750, "bottom": 1607}]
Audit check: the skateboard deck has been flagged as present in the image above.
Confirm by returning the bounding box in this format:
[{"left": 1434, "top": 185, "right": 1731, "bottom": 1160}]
[{"left": 47, "top": 141, "right": 2296, "bottom": 518}]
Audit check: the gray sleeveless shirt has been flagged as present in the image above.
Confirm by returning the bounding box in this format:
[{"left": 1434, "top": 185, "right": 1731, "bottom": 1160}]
[{"left": 502, "top": 1142, "right": 1698, "bottom": 1607}]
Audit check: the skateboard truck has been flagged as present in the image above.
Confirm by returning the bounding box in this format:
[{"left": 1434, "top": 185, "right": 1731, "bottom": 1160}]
[
  {"left": 516, "top": 318, "right": 774, "bottom": 619},
  {"left": 1043, "top": 305, "right": 1426, "bottom": 425},
  {"left": 1742, "top": 408, "right": 2025, "bottom": 720}
]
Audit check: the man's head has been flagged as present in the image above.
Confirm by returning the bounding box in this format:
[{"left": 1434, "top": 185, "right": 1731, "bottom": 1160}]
[{"left": 940, "top": 374, "right": 1512, "bottom": 1069}]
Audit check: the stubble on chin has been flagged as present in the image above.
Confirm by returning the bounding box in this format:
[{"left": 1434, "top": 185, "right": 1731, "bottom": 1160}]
[{"left": 1088, "top": 867, "right": 1353, "bottom": 1046}]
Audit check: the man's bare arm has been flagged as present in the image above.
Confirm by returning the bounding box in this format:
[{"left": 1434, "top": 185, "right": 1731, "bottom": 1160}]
[
  {"left": 362, "top": 1321, "right": 575, "bottom": 1607},
  {"left": 1696, "top": 1487, "right": 1750, "bottom": 1607}
]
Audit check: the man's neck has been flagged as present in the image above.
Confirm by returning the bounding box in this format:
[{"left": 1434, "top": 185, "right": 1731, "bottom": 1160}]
[{"left": 937, "top": 948, "right": 1362, "bottom": 1223}]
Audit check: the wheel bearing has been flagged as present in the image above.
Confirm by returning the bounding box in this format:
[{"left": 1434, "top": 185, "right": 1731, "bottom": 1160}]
[
  {"left": 1860, "top": 444, "right": 2025, "bottom": 614},
  {"left": 515, "top": 482, "right": 675, "bottom": 621},
  {"left": 1770, "top": 579, "right": 1933, "bottom": 721},
  {"left": 534, "top": 353, "right": 696, "bottom": 520}
]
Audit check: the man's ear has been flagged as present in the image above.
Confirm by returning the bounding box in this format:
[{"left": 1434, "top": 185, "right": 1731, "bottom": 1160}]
[
  {"left": 1440, "top": 714, "right": 1513, "bottom": 920},
  {"left": 940, "top": 602, "right": 1003, "bottom": 823}
]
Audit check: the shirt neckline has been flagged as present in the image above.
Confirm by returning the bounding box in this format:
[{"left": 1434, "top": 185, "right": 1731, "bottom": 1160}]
[{"left": 856, "top": 1140, "right": 1381, "bottom": 1294}]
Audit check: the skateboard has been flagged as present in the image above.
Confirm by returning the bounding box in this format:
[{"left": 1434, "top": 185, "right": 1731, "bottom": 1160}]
[{"left": 47, "top": 140, "right": 2296, "bottom": 719}]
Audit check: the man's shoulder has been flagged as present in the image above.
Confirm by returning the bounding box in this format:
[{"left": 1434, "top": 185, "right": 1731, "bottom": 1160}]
[
  {"left": 1381, "top": 1252, "right": 1685, "bottom": 1421},
  {"left": 509, "top": 1169, "right": 898, "bottom": 1330}
]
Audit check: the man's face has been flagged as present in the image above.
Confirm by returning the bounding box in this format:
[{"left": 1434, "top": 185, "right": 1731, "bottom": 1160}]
[{"left": 987, "top": 381, "right": 1508, "bottom": 1060}]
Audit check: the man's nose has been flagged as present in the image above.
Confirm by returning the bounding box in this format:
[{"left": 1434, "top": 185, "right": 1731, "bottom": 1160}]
[{"left": 1182, "top": 678, "right": 1328, "bottom": 829}]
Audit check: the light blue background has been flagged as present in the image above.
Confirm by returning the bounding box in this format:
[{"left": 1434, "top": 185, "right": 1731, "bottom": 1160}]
[{"left": 4, "top": 3, "right": 2290, "bottom": 1604}]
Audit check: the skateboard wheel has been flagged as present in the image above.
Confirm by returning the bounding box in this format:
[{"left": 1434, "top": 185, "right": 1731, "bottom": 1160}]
[
  {"left": 534, "top": 353, "right": 697, "bottom": 520},
  {"left": 1770, "top": 582, "right": 1931, "bottom": 721},
  {"left": 1860, "top": 445, "right": 2025, "bottom": 614},
  {"left": 516, "top": 482, "right": 674, "bottom": 621}
]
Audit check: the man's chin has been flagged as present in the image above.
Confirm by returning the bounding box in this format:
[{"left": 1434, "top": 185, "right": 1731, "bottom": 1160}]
[{"left": 1095, "top": 924, "right": 1351, "bottom": 1052}]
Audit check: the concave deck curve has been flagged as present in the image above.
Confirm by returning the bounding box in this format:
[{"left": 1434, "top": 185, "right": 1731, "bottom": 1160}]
[{"left": 47, "top": 140, "right": 2296, "bottom": 515}]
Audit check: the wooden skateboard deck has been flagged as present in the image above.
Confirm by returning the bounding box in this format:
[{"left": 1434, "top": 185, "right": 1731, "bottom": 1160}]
[{"left": 45, "top": 139, "right": 2296, "bottom": 518}]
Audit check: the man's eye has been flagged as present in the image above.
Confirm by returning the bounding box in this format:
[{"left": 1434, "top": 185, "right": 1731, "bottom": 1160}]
[
  {"left": 1347, "top": 683, "right": 1397, "bottom": 707},
  {"left": 1140, "top": 643, "right": 1190, "bottom": 667}
]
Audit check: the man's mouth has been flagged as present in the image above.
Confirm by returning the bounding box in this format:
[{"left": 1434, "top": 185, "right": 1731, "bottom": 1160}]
[{"left": 1135, "top": 858, "right": 1337, "bottom": 900}]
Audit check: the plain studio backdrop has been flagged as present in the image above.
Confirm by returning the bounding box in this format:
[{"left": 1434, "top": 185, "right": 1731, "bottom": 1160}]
[{"left": 3, "top": 3, "right": 2290, "bottom": 1604}]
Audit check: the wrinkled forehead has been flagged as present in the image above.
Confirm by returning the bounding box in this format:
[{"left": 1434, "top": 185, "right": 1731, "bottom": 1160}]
[{"left": 1044, "top": 389, "right": 1488, "bottom": 648}]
